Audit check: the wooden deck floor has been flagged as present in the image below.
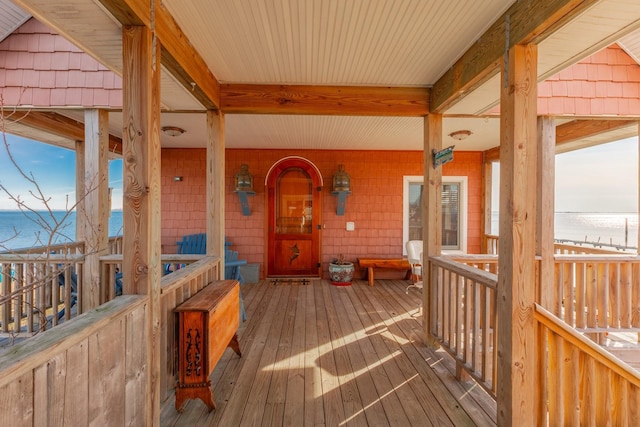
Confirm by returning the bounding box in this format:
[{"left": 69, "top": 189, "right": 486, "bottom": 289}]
[
  {"left": 602, "top": 331, "right": 640, "bottom": 369},
  {"left": 160, "top": 278, "right": 497, "bottom": 426}
]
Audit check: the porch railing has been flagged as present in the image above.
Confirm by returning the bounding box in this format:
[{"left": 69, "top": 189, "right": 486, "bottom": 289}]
[
  {"left": 484, "top": 234, "right": 634, "bottom": 256},
  {"left": 107, "top": 235, "right": 123, "bottom": 254},
  {"left": 0, "top": 254, "right": 221, "bottom": 422},
  {"left": 485, "top": 234, "right": 499, "bottom": 255},
  {"left": 554, "top": 254, "right": 640, "bottom": 339},
  {"left": 98, "top": 253, "right": 205, "bottom": 304},
  {"left": 0, "top": 236, "right": 205, "bottom": 340},
  {"left": 430, "top": 254, "right": 640, "bottom": 393},
  {"left": 0, "top": 253, "right": 84, "bottom": 336},
  {"left": 0, "top": 295, "right": 148, "bottom": 425},
  {"left": 450, "top": 254, "right": 499, "bottom": 274},
  {"left": 429, "top": 256, "right": 499, "bottom": 396},
  {"left": 535, "top": 303, "right": 640, "bottom": 426},
  {"left": 1, "top": 240, "right": 85, "bottom": 256},
  {"left": 553, "top": 242, "right": 630, "bottom": 255},
  {"left": 452, "top": 252, "right": 640, "bottom": 338}
]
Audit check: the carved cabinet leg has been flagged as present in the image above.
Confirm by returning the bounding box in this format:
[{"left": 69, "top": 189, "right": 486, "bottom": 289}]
[
  {"left": 228, "top": 333, "right": 242, "bottom": 357},
  {"left": 175, "top": 381, "right": 216, "bottom": 412}
]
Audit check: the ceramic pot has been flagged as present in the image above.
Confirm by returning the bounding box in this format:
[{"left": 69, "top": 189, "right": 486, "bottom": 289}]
[{"left": 328, "top": 262, "right": 354, "bottom": 286}]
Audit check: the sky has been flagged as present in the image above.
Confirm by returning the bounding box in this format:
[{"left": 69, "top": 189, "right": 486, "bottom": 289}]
[
  {"left": 0, "top": 132, "right": 637, "bottom": 213},
  {"left": 0, "top": 133, "right": 123, "bottom": 211},
  {"left": 491, "top": 136, "right": 638, "bottom": 213}
]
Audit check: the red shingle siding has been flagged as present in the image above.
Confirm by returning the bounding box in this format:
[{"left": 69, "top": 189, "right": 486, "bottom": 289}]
[
  {"left": 0, "top": 18, "right": 122, "bottom": 108},
  {"left": 538, "top": 44, "right": 640, "bottom": 116},
  {"left": 161, "top": 149, "right": 483, "bottom": 279}
]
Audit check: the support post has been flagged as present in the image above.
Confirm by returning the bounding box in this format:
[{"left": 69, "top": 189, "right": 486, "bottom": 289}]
[
  {"left": 122, "top": 24, "right": 162, "bottom": 426},
  {"left": 81, "top": 109, "right": 110, "bottom": 310},
  {"left": 537, "top": 116, "right": 556, "bottom": 312},
  {"left": 423, "top": 113, "right": 442, "bottom": 345},
  {"left": 481, "top": 160, "right": 493, "bottom": 253},
  {"left": 75, "top": 140, "right": 85, "bottom": 240},
  {"left": 207, "top": 110, "right": 225, "bottom": 277},
  {"left": 497, "top": 44, "right": 538, "bottom": 426}
]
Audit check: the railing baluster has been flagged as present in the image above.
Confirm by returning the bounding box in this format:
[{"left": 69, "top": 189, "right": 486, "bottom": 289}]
[
  {"left": 607, "top": 262, "right": 616, "bottom": 328},
  {"left": 13, "top": 263, "right": 24, "bottom": 333},
  {"left": 621, "top": 262, "right": 631, "bottom": 328},
  {"left": 481, "top": 285, "right": 488, "bottom": 382},
  {"left": 464, "top": 279, "right": 472, "bottom": 365},
  {"left": 1, "top": 263, "right": 10, "bottom": 333},
  {"left": 633, "top": 263, "right": 640, "bottom": 328},
  {"left": 472, "top": 280, "right": 480, "bottom": 374},
  {"left": 51, "top": 264, "right": 60, "bottom": 327},
  {"left": 564, "top": 262, "right": 573, "bottom": 325},
  {"left": 597, "top": 263, "right": 608, "bottom": 330},
  {"left": 26, "top": 264, "right": 34, "bottom": 333},
  {"left": 490, "top": 287, "right": 498, "bottom": 393}
]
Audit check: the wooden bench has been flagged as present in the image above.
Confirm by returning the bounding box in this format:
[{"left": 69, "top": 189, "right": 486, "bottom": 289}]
[{"left": 357, "top": 258, "right": 411, "bottom": 286}]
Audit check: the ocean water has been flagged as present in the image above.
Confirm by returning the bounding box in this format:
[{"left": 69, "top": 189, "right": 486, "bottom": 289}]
[
  {"left": 0, "top": 210, "right": 638, "bottom": 251},
  {"left": 491, "top": 212, "right": 639, "bottom": 250},
  {"left": 0, "top": 210, "right": 123, "bottom": 251}
]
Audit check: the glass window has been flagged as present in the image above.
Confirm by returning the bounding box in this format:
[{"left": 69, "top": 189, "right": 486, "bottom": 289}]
[
  {"left": 275, "top": 168, "right": 312, "bottom": 235},
  {"left": 403, "top": 176, "right": 467, "bottom": 253}
]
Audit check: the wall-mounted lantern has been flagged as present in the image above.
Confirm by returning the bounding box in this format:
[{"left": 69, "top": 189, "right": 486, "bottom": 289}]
[
  {"left": 234, "top": 164, "right": 255, "bottom": 216},
  {"left": 331, "top": 164, "right": 351, "bottom": 215}
]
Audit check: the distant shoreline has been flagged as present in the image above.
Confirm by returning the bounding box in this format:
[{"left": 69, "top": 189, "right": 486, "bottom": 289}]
[
  {"left": 0, "top": 209, "right": 636, "bottom": 214},
  {"left": 491, "top": 211, "right": 638, "bottom": 214},
  {"left": 0, "top": 209, "right": 123, "bottom": 212}
]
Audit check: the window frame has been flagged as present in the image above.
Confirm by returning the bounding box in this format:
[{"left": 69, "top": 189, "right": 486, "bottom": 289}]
[{"left": 402, "top": 175, "right": 468, "bottom": 255}]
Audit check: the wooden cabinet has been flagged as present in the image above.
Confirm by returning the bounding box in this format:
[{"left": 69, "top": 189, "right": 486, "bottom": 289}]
[{"left": 174, "top": 280, "right": 242, "bottom": 412}]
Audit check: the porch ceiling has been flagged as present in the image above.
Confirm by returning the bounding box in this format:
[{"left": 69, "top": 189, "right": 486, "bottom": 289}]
[{"left": 7, "top": 0, "right": 640, "bottom": 152}]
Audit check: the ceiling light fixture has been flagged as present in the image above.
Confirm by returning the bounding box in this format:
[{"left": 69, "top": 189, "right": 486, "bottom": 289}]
[
  {"left": 161, "top": 126, "right": 186, "bottom": 137},
  {"left": 448, "top": 130, "right": 472, "bottom": 141}
]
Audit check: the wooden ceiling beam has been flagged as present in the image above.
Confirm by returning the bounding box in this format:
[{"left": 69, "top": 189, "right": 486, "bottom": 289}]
[
  {"left": 430, "top": 0, "right": 598, "bottom": 113},
  {"left": 555, "top": 118, "right": 637, "bottom": 144},
  {"left": 2, "top": 111, "right": 123, "bottom": 154},
  {"left": 97, "top": 0, "right": 220, "bottom": 110},
  {"left": 483, "top": 118, "right": 637, "bottom": 162},
  {"left": 220, "top": 84, "right": 429, "bottom": 116}
]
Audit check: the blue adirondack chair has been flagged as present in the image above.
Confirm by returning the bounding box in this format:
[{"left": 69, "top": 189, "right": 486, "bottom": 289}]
[
  {"left": 176, "top": 233, "right": 207, "bottom": 254},
  {"left": 175, "top": 233, "right": 247, "bottom": 321},
  {"left": 225, "top": 246, "right": 247, "bottom": 322}
]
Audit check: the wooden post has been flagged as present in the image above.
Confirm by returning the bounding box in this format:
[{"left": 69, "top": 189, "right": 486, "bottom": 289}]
[
  {"left": 81, "top": 109, "right": 110, "bottom": 310},
  {"left": 423, "top": 114, "right": 442, "bottom": 344},
  {"left": 481, "top": 160, "right": 493, "bottom": 253},
  {"left": 122, "top": 25, "right": 162, "bottom": 426},
  {"left": 537, "top": 116, "right": 556, "bottom": 312},
  {"left": 206, "top": 110, "right": 225, "bottom": 277},
  {"left": 497, "top": 44, "right": 538, "bottom": 426},
  {"left": 75, "top": 140, "right": 85, "bottom": 241}
]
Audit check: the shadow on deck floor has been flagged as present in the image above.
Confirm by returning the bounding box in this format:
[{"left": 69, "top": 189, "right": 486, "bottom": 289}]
[{"left": 160, "top": 278, "right": 497, "bottom": 426}]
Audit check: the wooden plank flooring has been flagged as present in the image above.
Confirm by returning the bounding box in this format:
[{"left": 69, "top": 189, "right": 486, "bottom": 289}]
[
  {"left": 602, "top": 331, "right": 640, "bottom": 369},
  {"left": 160, "top": 279, "right": 496, "bottom": 426}
]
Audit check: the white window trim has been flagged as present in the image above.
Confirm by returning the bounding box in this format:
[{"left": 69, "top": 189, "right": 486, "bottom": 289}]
[{"left": 402, "top": 175, "right": 468, "bottom": 255}]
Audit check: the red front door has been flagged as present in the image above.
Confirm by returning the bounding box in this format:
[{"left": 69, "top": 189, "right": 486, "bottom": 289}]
[{"left": 267, "top": 158, "right": 322, "bottom": 277}]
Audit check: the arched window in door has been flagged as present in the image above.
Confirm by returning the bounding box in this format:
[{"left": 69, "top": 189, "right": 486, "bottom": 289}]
[{"left": 275, "top": 168, "right": 313, "bottom": 235}]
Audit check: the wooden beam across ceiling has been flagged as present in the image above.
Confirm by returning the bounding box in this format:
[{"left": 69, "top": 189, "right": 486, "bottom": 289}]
[
  {"left": 2, "top": 111, "right": 123, "bottom": 154},
  {"left": 97, "top": 0, "right": 220, "bottom": 110},
  {"left": 220, "top": 84, "right": 429, "bottom": 116},
  {"left": 555, "top": 118, "right": 637, "bottom": 143},
  {"left": 430, "top": 0, "right": 598, "bottom": 113},
  {"left": 483, "top": 118, "right": 637, "bottom": 162}
]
